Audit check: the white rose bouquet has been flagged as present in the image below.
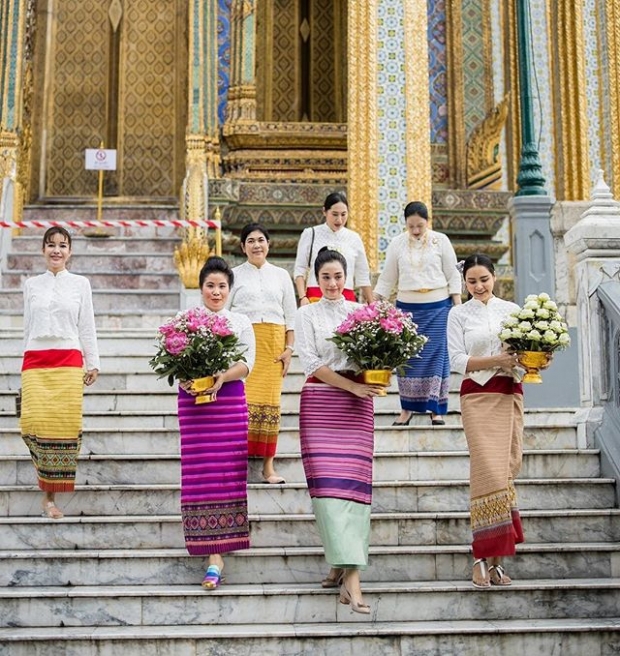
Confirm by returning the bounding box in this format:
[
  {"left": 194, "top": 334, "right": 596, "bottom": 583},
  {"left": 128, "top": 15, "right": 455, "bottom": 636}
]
[{"left": 498, "top": 293, "right": 571, "bottom": 353}]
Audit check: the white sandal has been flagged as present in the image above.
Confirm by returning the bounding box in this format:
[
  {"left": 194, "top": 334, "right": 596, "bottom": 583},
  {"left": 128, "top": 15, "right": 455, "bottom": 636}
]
[{"left": 472, "top": 558, "right": 491, "bottom": 589}]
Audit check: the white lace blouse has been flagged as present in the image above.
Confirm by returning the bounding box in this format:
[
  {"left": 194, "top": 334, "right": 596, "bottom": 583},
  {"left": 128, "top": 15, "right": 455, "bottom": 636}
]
[
  {"left": 374, "top": 229, "right": 461, "bottom": 300},
  {"left": 293, "top": 223, "right": 371, "bottom": 290},
  {"left": 447, "top": 296, "right": 520, "bottom": 386},
  {"left": 211, "top": 308, "right": 256, "bottom": 376},
  {"left": 295, "top": 297, "right": 361, "bottom": 377},
  {"left": 23, "top": 269, "right": 100, "bottom": 371}
]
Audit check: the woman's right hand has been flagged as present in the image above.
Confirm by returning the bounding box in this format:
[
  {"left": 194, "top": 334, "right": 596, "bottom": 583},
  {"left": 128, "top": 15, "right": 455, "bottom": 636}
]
[
  {"left": 179, "top": 380, "right": 198, "bottom": 395},
  {"left": 349, "top": 382, "right": 384, "bottom": 398},
  {"left": 495, "top": 352, "right": 519, "bottom": 372}
]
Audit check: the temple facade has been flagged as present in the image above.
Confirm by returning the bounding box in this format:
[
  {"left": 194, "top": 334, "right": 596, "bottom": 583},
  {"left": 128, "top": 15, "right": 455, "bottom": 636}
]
[{"left": 0, "top": 1, "right": 618, "bottom": 273}]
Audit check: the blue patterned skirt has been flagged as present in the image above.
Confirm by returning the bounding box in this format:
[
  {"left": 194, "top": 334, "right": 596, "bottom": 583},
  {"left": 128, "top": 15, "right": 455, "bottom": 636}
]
[{"left": 396, "top": 298, "right": 451, "bottom": 415}]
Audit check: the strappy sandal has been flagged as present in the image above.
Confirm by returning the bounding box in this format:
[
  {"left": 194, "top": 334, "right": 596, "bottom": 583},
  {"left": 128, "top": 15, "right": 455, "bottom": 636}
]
[
  {"left": 472, "top": 558, "right": 491, "bottom": 589},
  {"left": 321, "top": 568, "right": 344, "bottom": 588},
  {"left": 201, "top": 564, "right": 223, "bottom": 590},
  {"left": 41, "top": 501, "right": 64, "bottom": 520},
  {"left": 489, "top": 564, "right": 512, "bottom": 586}
]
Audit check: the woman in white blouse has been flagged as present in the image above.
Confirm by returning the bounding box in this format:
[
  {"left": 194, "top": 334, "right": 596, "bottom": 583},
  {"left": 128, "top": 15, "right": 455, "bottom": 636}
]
[
  {"left": 20, "top": 227, "right": 100, "bottom": 519},
  {"left": 295, "top": 247, "right": 383, "bottom": 614},
  {"left": 178, "top": 256, "right": 256, "bottom": 590},
  {"left": 374, "top": 201, "right": 461, "bottom": 426},
  {"left": 227, "top": 223, "right": 296, "bottom": 484},
  {"left": 294, "top": 191, "right": 373, "bottom": 305},
  {"left": 447, "top": 253, "right": 524, "bottom": 589}
]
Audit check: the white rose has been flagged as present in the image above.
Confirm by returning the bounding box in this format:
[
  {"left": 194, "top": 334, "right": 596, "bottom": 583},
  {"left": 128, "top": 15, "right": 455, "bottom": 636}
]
[
  {"left": 542, "top": 330, "right": 557, "bottom": 343},
  {"left": 518, "top": 321, "right": 532, "bottom": 331},
  {"left": 543, "top": 300, "right": 558, "bottom": 311},
  {"left": 559, "top": 333, "right": 571, "bottom": 345},
  {"left": 499, "top": 329, "right": 513, "bottom": 341},
  {"left": 536, "top": 308, "right": 550, "bottom": 319},
  {"left": 519, "top": 309, "right": 535, "bottom": 319},
  {"left": 549, "top": 320, "right": 562, "bottom": 331},
  {"left": 503, "top": 315, "right": 519, "bottom": 327},
  {"left": 511, "top": 329, "right": 523, "bottom": 340},
  {"left": 524, "top": 294, "right": 538, "bottom": 303},
  {"left": 528, "top": 330, "right": 542, "bottom": 341},
  {"left": 535, "top": 321, "right": 549, "bottom": 331},
  {"left": 538, "top": 293, "right": 551, "bottom": 302},
  {"left": 524, "top": 300, "right": 539, "bottom": 310}
]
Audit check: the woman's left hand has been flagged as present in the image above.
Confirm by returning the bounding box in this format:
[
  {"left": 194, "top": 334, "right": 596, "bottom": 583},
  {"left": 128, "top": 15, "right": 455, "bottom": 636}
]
[
  {"left": 83, "top": 369, "right": 98, "bottom": 386},
  {"left": 275, "top": 349, "right": 293, "bottom": 377}
]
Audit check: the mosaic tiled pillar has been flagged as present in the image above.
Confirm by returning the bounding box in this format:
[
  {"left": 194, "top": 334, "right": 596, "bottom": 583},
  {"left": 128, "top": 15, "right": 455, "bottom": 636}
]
[
  {"left": 182, "top": 0, "right": 220, "bottom": 222},
  {"left": 225, "top": 0, "right": 256, "bottom": 122},
  {"left": 601, "top": 0, "right": 620, "bottom": 194},
  {"left": 348, "top": 1, "right": 432, "bottom": 269},
  {"left": 549, "top": 1, "right": 590, "bottom": 200},
  {"left": 0, "top": 0, "right": 28, "bottom": 221}
]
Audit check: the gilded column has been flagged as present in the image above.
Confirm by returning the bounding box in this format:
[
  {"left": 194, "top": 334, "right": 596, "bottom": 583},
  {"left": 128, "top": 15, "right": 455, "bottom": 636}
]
[
  {"left": 604, "top": 0, "right": 620, "bottom": 193},
  {"left": 403, "top": 0, "right": 432, "bottom": 210},
  {"left": 225, "top": 0, "right": 257, "bottom": 123},
  {"left": 347, "top": 1, "right": 378, "bottom": 269},
  {"left": 183, "top": 0, "right": 219, "bottom": 226},
  {"left": 0, "top": 0, "right": 29, "bottom": 221},
  {"left": 446, "top": 0, "right": 467, "bottom": 188},
  {"left": 551, "top": 1, "right": 590, "bottom": 200}
]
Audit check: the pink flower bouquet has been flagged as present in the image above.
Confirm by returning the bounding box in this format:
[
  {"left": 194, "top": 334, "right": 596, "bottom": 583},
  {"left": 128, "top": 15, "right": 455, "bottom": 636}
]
[
  {"left": 329, "top": 301, "right": 428, "bottom": 372},
  {"left": 149, "top": 307, "right": 246, "bottom": 386}
]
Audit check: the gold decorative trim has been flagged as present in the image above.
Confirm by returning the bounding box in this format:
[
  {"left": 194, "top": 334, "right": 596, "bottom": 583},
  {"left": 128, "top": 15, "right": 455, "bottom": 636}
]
[
  {"left": 605, "top": 0, "right": 620, "bottom": 193},
  {"left": 446, "top": 0, "right": 466, "bottom": 188},
  {"left": 466, "top": 95, "right": 509, "bottom": 189},
  {"left": 482, "top": 0, "right": 495, "bottom": 112},
  {"left": 404, "top": 0, "right": 432, "bottom": 215},
  {"left": 347, "top": 1, "right": 378, "bottom": 270},
  {"left": 502, "top": 0, "right": 521, "bottom": 191},
  {"left": 553, "top": 2, "right": 590, "bottom": 200}
]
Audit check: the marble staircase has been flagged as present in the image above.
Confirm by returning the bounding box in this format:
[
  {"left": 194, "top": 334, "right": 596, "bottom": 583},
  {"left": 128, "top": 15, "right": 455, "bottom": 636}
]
[{"left": 0, "top": 234, "right": 619, "bottom": 655}]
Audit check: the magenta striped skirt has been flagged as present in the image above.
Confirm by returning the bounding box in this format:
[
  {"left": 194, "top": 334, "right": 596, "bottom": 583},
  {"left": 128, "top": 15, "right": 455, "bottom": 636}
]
[
  {"left": 300, "top": 381, "right": 374, "bottom": 505},
  {"left": 178, "top": 381, "right": 250, "bottom": 556}
]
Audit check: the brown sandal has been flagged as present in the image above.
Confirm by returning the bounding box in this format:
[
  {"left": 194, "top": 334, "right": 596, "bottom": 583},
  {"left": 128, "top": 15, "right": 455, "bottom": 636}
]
[
  {"left": 489, "top": 564, "right": 512, "bottom": 586},
  {"left": 472, "top": 558, "right": 491, "bottom": 589}
]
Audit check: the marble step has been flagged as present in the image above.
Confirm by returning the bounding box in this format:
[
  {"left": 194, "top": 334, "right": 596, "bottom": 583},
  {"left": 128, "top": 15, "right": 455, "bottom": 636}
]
[
  {"left": 0, "top": 479, "right": 614, "bottom": 516},
  {"left": 6, "top": 252, "right": 178, "bottom": 272},
  {"left": 0, "top": 289, "right": 181, "bottom": 312},
  {"left": 0, "top": 450, "right": 601, "bottom": 486},
  {"left": 2, "top": 271, "right": 182, "bottom": 291},
  {"left": 1, "top": 509, "right": 618, "bottom": 551},
  {"left": 0, "top": 311, "right": 176, "bottom": 331},
  {"left": 2, "top": 580, "right": 620, "bottom": 628},
  {"left": 0, "top": 422, "right": 581, "bottom": 455},
  {"left": 9, "top": 235, "right": 181, "bottom": 254},
  {"left": 1, "top": 618, "right": 618, "bottom": 656}
]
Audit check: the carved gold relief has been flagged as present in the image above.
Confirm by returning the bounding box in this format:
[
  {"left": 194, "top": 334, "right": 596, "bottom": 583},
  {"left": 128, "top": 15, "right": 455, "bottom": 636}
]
[
  {"left": 552, "top": 1, "right": 590, "bottom": 200},
  {"left": 347, "top": 1, "right": 378, "bottom": 270},
  {"left": 466, "top": 95, "right": 509, "bottom": 190},
  {"left": 174, "top": 227, "right": 213, "bottom": 289},
  {"left": 502, "top": 0, "right": 521, "bottom": 191},
  {"left": 606, "top": 1, "right": 620, "bottom": 192},
  {"left": 404, "top": 0, "right": 433, "bottom": 214},
  {"left": 446, "top": 0, "right": 466, "bottom": 188}
]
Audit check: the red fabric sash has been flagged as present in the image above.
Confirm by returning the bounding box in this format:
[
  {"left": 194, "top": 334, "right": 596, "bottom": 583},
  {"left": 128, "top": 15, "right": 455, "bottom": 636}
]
[
  {"left": 461, "top": 375, "right": 523, "bottom": 397},
  {"left": 22, "top": 349, "right": 83, "bottom": 371},
  {"left": 306, "top": 286, "right": 357, "bottom": 302}
]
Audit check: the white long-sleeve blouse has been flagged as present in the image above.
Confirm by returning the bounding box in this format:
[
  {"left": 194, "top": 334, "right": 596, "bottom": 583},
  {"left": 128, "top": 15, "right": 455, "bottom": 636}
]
[
  {"left": 23, "top": 269, "right": 100, "bottom": 371},
  {"left": 295, "top": 297, "right": 361, "bottom": 377},
  {"left": 293, "top": 223, "right": 371, "bottom": 290},
  {"left": 212, "top": 308, "right": 256, "bottom": 376},
  {"left": 447, "top": 296, "right": 520, "bottom": 386},
  {"left": 374, "top": 229, "right": 461, "bottom": 300},
  {"left": 227, "top": 261, "right": 297, "bottom": 330}
]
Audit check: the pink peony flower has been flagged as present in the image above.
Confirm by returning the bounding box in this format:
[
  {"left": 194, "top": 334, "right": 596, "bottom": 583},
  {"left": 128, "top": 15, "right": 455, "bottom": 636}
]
[{"left": 164, "top": 331, "right": 189, "bottom": 355}]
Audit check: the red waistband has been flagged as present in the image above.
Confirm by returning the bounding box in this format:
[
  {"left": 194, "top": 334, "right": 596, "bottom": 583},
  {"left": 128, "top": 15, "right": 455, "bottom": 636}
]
[
  {"left": 306, "top": 287, "right": 357, "bottom": 302},
  {"left": 22, "top": 349, "right": 84, "bottom": 371},
  {"left": 307, "top": 371, "right": 362, "bottom": 384}
]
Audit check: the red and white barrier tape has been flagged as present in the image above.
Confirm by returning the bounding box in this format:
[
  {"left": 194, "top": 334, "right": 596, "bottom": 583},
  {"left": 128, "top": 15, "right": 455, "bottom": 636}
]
[{"left": 0, "top": 219, "right": 220, "bottom": 230}]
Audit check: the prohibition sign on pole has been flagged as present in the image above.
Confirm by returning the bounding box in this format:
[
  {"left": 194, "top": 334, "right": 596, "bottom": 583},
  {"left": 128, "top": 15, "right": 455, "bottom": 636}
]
[{"left": 85, "top": 149, "right": 117, "bottom": 171}]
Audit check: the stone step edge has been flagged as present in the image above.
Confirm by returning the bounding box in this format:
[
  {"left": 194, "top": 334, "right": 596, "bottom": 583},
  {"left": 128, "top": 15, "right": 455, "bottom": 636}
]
[
  {"left": 2, "top": 543, "right": 619, "bottom": 560},
  {"left": 0, "top": 448, "right": 600, "bottom": 462},
  {"left": 3, "top": 508, "right": 619, "bottom": 526},
  {"left": 0, "top": 617, "right": 619, "bottom": 642},
  {"left": 2, "top": 578, "right": 620, "bottom": 600},
  {"left": 0, "top": 478, "right": 613, "bottom": 493}
]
